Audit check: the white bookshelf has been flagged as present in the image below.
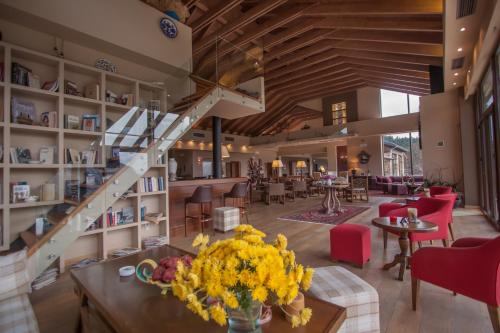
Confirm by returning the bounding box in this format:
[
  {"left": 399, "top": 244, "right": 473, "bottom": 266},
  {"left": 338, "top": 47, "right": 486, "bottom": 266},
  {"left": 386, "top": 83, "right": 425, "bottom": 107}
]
[{"left": 0, "top": 41, "right": 169, "bottom": 269}]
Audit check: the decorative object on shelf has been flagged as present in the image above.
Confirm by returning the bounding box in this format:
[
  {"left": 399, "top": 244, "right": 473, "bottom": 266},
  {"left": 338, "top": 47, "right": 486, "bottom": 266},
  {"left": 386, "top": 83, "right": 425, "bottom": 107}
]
[
  {"left": 168, "top": 157, "right": 177, "bottom": 181},
  {"left": 144, "top": 212, "right": 163, "bottom": 224},
  {"left": 159, "top": 17, "right": 178, "bottom": 38},
  {"left": 41, "top": 183, "right": 56, "bottom": 201},
  {"left": 41, "top": 111, "right": 57, "bottom": 128},
  {"left": 358, "top": 150, "right": 370, "bottom": 164},
  {"left": 84, "top": 82, "right": 100, "bottom": 100},
  {"left": 136, "top": 225, "right": 314, "bottom": 331},
  {"left": 95, "top": 58, "right": 117, "bottom": 73},
  {"left": 39, "top": 146, "right": 55, "bottom": 164},
  {"left": 11, "top": 97, "right": 36, "bottom": 125},
  {"left": 41, "top": 79, "right": 59, "bottom": 92},
  {"left": 10, "top": 147, "right": 32, "bottom": 164},
  {"left": 11, "top": 183, "right": 30, "bottom": 203},
  {"left": 53, "top": 37, "right": 64, "bottom": 58}
]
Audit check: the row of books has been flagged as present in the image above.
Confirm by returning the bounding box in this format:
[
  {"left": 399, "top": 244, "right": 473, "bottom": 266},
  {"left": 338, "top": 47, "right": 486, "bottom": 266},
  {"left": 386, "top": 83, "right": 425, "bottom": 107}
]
[
  {"left": 138, "top": 176, "right": 165, "bottom": 193},
  {"left": 31, "top": 268, "right": 58, "bottom": 290},
  {"left": 12, "top": 62, "right": 59, "bottom": 91},
  {"left": 64, "top": 148, "right": 99, "bottom": 165},
  {"left": 10, "top": 146, "right": 55, "bottom": 164},
  {"left": 143, "top": 236, "right": 168, "bottom": 249},
  {"left": 107, "top": 206, "right": 135, "bottom": 227},
  {"left": 64, "top": 114, "right": 100, "bottom": 132}
]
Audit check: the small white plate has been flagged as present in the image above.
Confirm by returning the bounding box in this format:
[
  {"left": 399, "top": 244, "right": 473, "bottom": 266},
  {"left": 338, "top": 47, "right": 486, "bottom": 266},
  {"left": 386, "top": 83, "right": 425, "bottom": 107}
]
[{"left": 119, "top": 266, "right": 135, "bottom": 277}]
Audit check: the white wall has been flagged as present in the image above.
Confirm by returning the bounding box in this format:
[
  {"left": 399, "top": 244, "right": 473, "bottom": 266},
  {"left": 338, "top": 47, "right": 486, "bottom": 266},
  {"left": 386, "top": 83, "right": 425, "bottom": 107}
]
[
  {"left": 420, "top": 89, "right": 463, "bottom": 188},
  {"left": 356, "top": 87, "right": 381, "bottom": 120},
  {"left": 347, "top": 136, "right": 383, "bottom": 176}
]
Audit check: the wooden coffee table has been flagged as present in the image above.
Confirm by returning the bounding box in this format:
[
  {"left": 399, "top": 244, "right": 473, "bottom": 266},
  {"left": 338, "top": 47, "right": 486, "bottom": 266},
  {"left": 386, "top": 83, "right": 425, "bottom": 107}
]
[
  {"left": 372, "top": 217, "right": 437, "bottom": 281},
  {"left": 71, "top": 245, "right": 346, "bottom": 333}
]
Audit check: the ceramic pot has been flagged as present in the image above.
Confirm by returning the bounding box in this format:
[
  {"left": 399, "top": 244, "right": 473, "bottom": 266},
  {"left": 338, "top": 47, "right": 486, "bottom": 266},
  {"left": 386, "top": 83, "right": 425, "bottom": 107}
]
[
  {"left": 168, "top": 158, "right": 177, "bottom": 181},
  {"left": 283, "top": 292, "right": 305, "bottom": 323}
]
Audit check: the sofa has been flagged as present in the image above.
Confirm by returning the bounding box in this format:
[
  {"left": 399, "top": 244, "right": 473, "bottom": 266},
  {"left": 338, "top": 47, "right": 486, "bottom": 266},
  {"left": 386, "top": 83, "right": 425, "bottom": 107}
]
[{"left": 375, "top": 176, "right": 424, "bottom": 195}]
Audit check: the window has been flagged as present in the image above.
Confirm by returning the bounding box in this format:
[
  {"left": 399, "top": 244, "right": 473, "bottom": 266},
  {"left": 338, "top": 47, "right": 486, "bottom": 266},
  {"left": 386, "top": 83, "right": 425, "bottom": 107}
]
[
  {"left": 383, "top": 132, "right": 422, "bottom": 176},
  {"left": 331, "top": 102, "right": 347, "bottom": 125},
  {"left": 380, "top": 89, "right": 420, "bottom": 117}
]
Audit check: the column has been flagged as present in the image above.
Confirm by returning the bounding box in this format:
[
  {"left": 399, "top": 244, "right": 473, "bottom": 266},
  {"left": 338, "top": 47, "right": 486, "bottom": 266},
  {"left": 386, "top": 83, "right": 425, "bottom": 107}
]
[
  {"left": 326, "top": 144, "right": 337, "bottom": 173},
  {"left": 212, "top": 116, "right": 222, "bottom": 179}
]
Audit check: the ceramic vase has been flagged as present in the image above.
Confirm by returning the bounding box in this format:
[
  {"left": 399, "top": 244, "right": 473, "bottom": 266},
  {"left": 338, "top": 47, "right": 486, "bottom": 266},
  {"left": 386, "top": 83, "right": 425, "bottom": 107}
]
[{"left": 168, "top": 157, "right": 177, "bottom": 181}]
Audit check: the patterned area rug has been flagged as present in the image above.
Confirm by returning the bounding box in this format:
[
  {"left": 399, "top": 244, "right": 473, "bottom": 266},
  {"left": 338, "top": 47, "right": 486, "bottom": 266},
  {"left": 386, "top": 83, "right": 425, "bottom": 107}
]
[{"left": 278, "top": 205, "right": 371, "bottom": 226}]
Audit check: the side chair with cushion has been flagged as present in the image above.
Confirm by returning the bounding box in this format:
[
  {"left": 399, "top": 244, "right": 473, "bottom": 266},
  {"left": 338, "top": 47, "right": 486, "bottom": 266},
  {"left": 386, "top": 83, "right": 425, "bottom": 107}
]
[
  {"left": 411, "top": 236, "right": 500, "bottom": 333},
  {"left": 267, "top": 183, "right": 285, "bottom": 205},
  {"left": 0, "top": 249, "right": 40, "bottom": 333},
  {"left": 184, "top": 185, "right": 213, "bottom": 236},
  {"left": 345, "top": 176, "right": 369, "bottom": 202}
]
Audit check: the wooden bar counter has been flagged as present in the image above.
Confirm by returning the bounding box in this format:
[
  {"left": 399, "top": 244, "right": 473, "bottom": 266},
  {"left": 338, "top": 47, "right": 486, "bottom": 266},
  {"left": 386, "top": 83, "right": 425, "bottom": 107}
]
[{"left": 168, "top": 177, "right": 247, "bottom": 237}]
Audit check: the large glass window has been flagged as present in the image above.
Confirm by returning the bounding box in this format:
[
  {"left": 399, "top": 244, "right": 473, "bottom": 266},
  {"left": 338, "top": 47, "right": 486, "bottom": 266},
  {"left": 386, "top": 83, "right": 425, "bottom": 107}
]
[
  {"left": 383, "top": 132, "right": 422, "bottom": 176},
  {"left": 380, "top": 89, "right": 420, "bottom": 117},
  {"left": 331, "top": 102, "right": 347, "bottom": 125}
]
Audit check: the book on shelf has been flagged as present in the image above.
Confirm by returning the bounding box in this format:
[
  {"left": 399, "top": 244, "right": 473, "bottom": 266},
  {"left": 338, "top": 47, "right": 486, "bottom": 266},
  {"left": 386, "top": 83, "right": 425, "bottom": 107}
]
[
  {"left": 41, "top": 111, "right": 57, "bottom": 128},
  {"left": 41, "top": 79, "right": 59, "bottom": 92},
  {"left": 64, "top": 114, "right": 80, "bottom": 130},
  {"left": 28, "top": 72, "right": 41, "bottom": 89},
  {"left": 84, "top": 83, "right": 100, "bottom": 100},
  {"left": 11, "top": 62, "right": 32, "bottom": 86},
  {"left": 39, "top": 146, "right": 55, "bottom": 164},
  {"left": 106, "top": 206, "right": 135, "bottom": 227},
  {"left": 143, "top": 236, "right": 168, "bottom": 249},
  {"left": 85, "top": 216, "right": 103, "bottom": 231},
  {"left": 64, "top": 148, "right": 99, "bottom": 165},
  {"left": 138, "top": 176, "right": 165, "bottom": 193},
  {"left": 110, "top": 247, "right": 141, "bottom": 258},
  {"left": 82, "top": 114, "right": 99, "bottom": 131},
  {"left": 64, "top": 180, "right": 80, "bottom": 203}
]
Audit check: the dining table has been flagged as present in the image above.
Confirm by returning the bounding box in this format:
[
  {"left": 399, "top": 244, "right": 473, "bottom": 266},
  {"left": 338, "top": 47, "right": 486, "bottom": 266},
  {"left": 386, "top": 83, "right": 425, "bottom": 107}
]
[{"left": 71, "top": 244, "right": 346, "bottom": 333}]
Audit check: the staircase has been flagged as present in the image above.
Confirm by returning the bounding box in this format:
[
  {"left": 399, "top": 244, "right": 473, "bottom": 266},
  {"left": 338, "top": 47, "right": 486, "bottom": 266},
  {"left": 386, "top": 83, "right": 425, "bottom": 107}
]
[{"left": 25, "top": 83, "right": 265, "bottom": 280}]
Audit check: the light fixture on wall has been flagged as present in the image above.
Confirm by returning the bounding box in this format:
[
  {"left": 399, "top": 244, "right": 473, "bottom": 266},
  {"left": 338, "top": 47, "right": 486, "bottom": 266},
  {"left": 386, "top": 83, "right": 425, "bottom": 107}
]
[{"left": 221, "top": 145, "right": 230, "bottom": 159}]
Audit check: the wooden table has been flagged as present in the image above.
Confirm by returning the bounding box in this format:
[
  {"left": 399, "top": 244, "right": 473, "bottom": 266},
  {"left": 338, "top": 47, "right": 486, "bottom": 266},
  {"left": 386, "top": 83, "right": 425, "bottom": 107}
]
[
  {"left": 372, "top": 217, "right": 437, "bottom": 281},
  {"left": 72, "top": 245, "right": 346, "bottom": 333},
  {"left": 321, "top": 184, "right": 349, "bottom": 215}
]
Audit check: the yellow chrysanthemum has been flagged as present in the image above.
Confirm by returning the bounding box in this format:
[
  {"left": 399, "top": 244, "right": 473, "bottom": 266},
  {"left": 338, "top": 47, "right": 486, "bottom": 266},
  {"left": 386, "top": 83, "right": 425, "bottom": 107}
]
[
  {"left": 252, "top": 286, "right": 268, "bottom": 303},
  {"left": 188, "top": 273, "right": 200, "bottom": 289},
  {"left": 291, "top": 315, "right": 301, "bottom": 328},
  {"left": 301, "top": 267, "right": 314, "bottom": 291},
  {"left": 192, "top": 233, "right": 210, "bottom": 250},
  {"left": 210, "top": 304, "right": 227, "bottom": 326},
  {"left": 172, "top": 281, "right": 188, "bottom": 301},
  {"left": 275, "top": 234, "right": 288, "bottom": 251},
  {"left": 300, "top": 308, "right": 312, "bottom": 325},
  {"left": 222, "top": 291, "right": 239, "bottom": 309}
]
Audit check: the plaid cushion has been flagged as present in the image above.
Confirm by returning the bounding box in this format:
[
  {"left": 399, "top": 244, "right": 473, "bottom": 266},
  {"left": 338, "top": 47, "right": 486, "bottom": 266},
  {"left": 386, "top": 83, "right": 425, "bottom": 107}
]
[
  {"left": 309, "top": 266, "right": 379, "bottom": 333},
  {"left": 214, "top": 207, "right": 240, "bottom": 232},
  {"left": 0, "top": 250, "right": 30, "bottom": 301},
  {"left": 0, "top": 295, "right": 39, "bottom": 333}
]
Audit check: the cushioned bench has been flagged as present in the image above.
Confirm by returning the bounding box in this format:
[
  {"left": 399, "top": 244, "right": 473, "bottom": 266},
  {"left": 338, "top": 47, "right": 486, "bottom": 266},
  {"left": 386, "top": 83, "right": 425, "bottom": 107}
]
[{"left": 309, "top": 266, "right": 380, "bottom": 333}]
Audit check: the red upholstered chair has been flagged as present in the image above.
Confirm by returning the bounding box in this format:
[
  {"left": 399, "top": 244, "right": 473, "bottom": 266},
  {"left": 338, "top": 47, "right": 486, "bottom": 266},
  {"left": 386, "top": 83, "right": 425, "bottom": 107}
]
[
  {"left": 434, "top": 193, "right": 457, "bottom": 241},
  {"left": 429, "top": 186, "right": 453, "bottom": 196},
  {"left": 378, "top": 197, "right": 453, "bottom": 252},
  {"left": 411, "top": 236, "right": 500, "bottom": 332},
  {"left": 330, "top": 224, "right": 371, "bottom": 268}
]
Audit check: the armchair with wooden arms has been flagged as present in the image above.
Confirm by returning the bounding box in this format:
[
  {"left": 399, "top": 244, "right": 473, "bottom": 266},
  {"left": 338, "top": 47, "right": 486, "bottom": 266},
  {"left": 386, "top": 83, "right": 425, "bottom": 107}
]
[
  {"left": 345, "top": 176, "right": 369, "bottom": 202},
  {"left": 411, "top": 236, "right": 500, "bottom": 332}
]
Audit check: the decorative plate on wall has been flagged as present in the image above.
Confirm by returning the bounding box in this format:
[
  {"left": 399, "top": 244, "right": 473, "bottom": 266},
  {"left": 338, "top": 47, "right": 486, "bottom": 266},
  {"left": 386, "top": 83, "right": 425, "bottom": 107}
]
[{"left": 159, "top": 17, "right": 178, "bottom": 39}]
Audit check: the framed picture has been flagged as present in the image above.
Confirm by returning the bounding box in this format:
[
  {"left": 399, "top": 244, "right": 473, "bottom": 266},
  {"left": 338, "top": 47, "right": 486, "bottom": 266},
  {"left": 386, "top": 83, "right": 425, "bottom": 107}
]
[
  {"left": 82, "top": 118, "right": 96, "bottom": 131},
  {"left": 12, "top": 184, "right": 30, "bottom": 203}
]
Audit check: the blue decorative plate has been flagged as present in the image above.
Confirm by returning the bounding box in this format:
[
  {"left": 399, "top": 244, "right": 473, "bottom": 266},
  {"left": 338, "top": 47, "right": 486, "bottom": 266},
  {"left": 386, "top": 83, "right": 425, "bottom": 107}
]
[{"left": 159, "top": 17, "right": 178, "bottom": 39}]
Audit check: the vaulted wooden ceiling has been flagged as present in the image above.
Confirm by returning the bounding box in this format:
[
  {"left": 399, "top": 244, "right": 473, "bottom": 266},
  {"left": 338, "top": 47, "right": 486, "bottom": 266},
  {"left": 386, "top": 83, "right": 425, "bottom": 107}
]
[{"left": 150, "top": 0, "right": 444, "bottom": 136}]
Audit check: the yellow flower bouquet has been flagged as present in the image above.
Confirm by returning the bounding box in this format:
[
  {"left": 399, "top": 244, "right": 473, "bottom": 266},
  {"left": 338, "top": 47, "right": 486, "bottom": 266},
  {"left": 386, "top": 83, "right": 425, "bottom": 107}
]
[{"left": 137, "top": 225, "right": 313, "bottom": 332}]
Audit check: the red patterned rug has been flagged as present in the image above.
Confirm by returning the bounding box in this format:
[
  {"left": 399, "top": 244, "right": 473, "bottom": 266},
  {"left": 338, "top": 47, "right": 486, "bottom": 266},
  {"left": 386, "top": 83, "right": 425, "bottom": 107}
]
[{"left": 278, "top": 205, "right": 371, "bottom": 226}]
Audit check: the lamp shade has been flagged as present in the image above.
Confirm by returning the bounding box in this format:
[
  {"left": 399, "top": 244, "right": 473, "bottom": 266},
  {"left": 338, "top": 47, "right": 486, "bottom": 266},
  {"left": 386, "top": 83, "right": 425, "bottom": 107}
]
[
  {"left": 272, "top": 159, "right": 283, "bottom": 168},
  {"left": 221, "top": 145, "right": 230, "bottom": 158},
  {"left": 319, "top": 166, "right": 326, "bottom": 173},
  {"left": 296, "top": 160, "right": 307, "bottom": 168}
]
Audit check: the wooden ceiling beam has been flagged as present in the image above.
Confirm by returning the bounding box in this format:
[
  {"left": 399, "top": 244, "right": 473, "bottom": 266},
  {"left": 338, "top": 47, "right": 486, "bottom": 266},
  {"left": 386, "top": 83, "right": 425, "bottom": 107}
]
[
  {"left": 340, "top": 57, "right": 430, "bottom": 73},
  {"left": 364, "top": 82, "right": 427, "bottom": 96},
  {"left": 191, "top": 0, "right": 243, "bottom": 34},
  {"left": 270, "top": 71, "right": 358, "bottom": 94},
  {"left": 193, "top": 0, "right": 287, "bottom": 55},
  {"left": 262, "top": 19, "right": 317, "bottom": 51},
  {"left": 314, "top": 16, "right": 442, "bottom": 32},
  {"left": 265, "top": 49, "right": 341, "bottom": 80},
  {"left": 327, "top": 29, "right": 442, "bottom": 45},
  {"left": 334, "top": 49, "right": 442, "bottom": 66},
  {"left": 264, "top": 29, "right": 335, "bottom": 60},
  {"left": 266, "top": 59, "right": 347, "bottom": 88},
  {"left": 290, "top": 82, "right": 367, "bottom": 103},
  {"left": 264, "top": 40, "right": 332, "bottom": 69},
  {"left": 280, "top": 77, "right": 365, "bottom": 99},
  {"left": 354, "top": 71, "right": 430, "bottom": 87},
  {"left": 328, "top": 40, "right": 443, "bottom": 57},
  {"left": 303, "top": 1, "right": 442, "bottom": 16},
  {"left": 363, "top": 79, "right": 429, "bottom": 94},
  {"left": 346, "top": 64, "right": 429, "bottom": 79}
]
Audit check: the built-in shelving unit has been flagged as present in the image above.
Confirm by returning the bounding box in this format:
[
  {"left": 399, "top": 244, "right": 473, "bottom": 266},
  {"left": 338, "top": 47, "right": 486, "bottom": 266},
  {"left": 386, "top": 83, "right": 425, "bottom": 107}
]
[{"left": 0, "top": 41, "right": 169, "bottom": 269}]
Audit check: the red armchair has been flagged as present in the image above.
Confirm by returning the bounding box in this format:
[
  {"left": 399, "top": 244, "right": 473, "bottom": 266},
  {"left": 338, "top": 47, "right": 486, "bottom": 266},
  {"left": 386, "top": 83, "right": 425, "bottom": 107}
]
[
  {"left": 378, "top": 197, "right": 454, "bottom": 252},
  {"left": 416, "top": 185, "right": 453, "bottom": 198},
  {"left": 411, "top": 236, "right": 500, "bottom": 332}
]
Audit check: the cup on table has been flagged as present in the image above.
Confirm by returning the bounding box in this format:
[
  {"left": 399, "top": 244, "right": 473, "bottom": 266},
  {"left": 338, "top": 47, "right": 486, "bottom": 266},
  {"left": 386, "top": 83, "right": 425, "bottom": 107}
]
[
  {"left": 407, "top": 208, "right": 418, "bottom": 223},
  {"left": 389, "top": 216, "right": 398, "bottom": 224}
]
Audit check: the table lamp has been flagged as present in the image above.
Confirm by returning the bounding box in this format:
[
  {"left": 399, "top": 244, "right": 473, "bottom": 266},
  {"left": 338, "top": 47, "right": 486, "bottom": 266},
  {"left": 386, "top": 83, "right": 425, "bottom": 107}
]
[
  {"left": 272, "top": 159, "right": 283, "bottom": 181},
  {"left": 296, "top": 160, "right": 307, "bottom": 179},
  {"left": 319, "top": 165, "right": 326, "bottom": 174}
]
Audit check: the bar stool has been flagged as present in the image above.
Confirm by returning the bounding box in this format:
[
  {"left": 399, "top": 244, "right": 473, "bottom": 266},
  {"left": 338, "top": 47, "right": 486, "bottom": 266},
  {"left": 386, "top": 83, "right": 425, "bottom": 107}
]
[
  {"left": 185, "top": 185, "right": 213, "bottom": 236},
  {"left": 223, "top": 182, "right": 250, "bottom": 224}
]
